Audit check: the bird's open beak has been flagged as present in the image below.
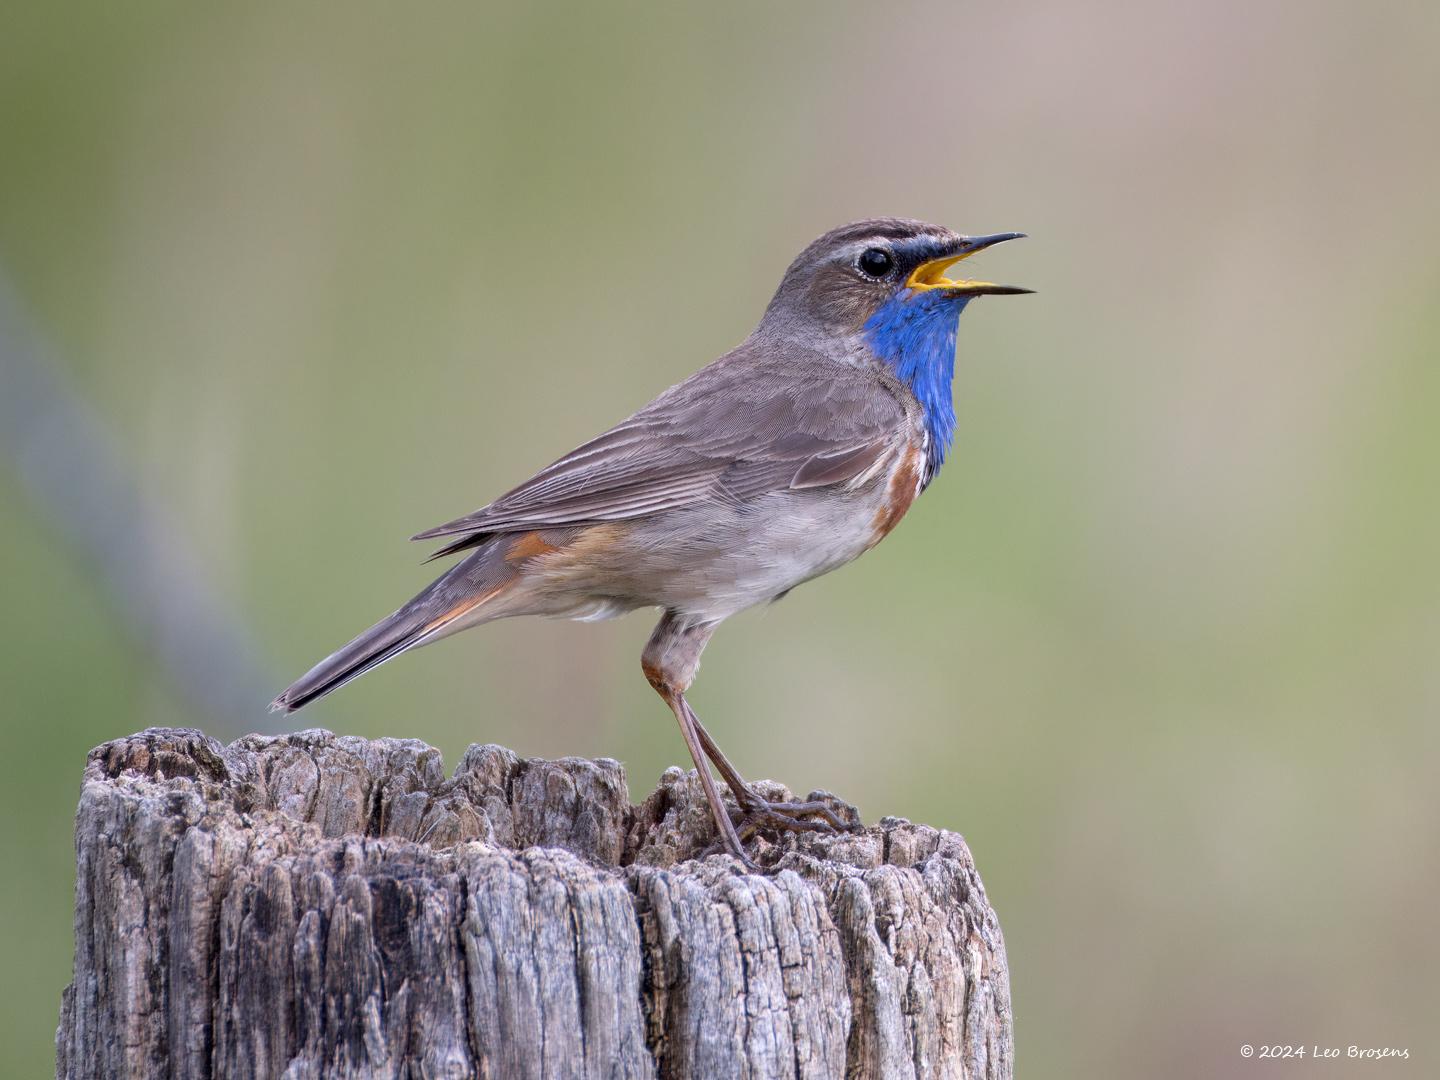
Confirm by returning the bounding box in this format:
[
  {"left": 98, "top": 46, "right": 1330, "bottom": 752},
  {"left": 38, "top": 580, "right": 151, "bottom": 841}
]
[{"left": 906, "top": 232, "right": 1032, "bottom": 296}]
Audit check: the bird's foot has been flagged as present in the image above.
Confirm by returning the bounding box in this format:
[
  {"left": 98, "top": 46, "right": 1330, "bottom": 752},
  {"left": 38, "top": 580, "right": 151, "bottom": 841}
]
[
  {"left": 729, "top": 789, "right": 862, "bottom": 839},
  {"left": 696, "top": 791, "right": 863, "bottom": 864}
]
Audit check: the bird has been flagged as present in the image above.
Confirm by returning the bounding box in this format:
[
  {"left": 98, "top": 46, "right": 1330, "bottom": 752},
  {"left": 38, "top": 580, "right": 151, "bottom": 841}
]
[{"left": 272, "top": 218, "right": 1030, "bottom": 866}]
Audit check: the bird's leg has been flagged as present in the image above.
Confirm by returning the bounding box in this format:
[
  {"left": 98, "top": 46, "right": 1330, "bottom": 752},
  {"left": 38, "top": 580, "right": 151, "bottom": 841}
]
[
  {"left": 642, "top": 614, "right": 756, "bottom": 867},
  {"left": 666, "top": 688, "right": 756, "bottom": 866},
  {"left": 687, "top": 711, "right": 858, "bottom": 835},
  {"left": 642, "top": 613, "right": 858, "bottom": 863}
]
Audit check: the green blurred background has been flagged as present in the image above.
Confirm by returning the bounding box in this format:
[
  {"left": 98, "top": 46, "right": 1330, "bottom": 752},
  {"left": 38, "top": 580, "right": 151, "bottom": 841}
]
[{"left": 3, "top": 2, "right": 1437, "bottom": 1076}]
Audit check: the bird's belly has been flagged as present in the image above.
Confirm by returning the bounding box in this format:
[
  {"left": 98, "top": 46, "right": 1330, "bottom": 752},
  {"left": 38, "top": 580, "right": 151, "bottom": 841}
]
[
  {"left": 622, "top": 498, "right": 880, "bottom": 617},
  {"left": 519, "top": 489, "right": 904, "bottom": 625},
  {"left": 511, "top": 441, "right": 927, "bottom": 622}
]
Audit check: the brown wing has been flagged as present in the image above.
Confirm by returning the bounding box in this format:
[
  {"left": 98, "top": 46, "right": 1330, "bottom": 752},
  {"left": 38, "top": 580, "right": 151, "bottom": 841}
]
[{"left": 414, "top": 346, "right": 907, "bottom": 555}]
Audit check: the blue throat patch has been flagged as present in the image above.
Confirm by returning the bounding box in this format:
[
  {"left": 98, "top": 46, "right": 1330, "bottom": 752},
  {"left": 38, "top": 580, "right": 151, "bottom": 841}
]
[{"left": 861, "top": 288, "right": 972, "bottom": 481}]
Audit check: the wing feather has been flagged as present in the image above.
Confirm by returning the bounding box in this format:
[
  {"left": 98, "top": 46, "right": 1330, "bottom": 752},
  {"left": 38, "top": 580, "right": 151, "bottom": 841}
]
[{"left": 413, "top": 347, "right": 909, "bottom": 548}]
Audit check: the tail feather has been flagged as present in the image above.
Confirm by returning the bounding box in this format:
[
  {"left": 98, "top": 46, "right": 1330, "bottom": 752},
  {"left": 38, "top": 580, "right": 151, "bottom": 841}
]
[{"left": 271, "top": 552, "right": 505, "bottom": 714}]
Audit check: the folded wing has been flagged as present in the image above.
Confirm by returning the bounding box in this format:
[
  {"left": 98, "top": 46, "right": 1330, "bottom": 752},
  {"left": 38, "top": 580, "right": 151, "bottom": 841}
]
[{"left": 414, "top": 350, "right": 907, "bottom": 557}]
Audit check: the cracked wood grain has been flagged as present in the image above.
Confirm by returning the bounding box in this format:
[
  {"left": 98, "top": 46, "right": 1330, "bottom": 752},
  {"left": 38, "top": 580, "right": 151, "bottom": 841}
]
[{"left": 56, "top": 728, "right": 1012, "bottom": 1079}]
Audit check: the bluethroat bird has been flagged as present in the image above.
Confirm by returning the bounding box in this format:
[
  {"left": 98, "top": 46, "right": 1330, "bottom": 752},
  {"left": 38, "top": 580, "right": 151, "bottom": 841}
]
[{"left": 274, "top": 219, "right": 1029, "bottom": 866}]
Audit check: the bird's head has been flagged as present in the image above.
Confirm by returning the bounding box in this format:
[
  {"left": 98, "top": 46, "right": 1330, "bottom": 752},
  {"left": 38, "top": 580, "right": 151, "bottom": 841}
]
[
  {"left": 760, "top": 218, "right": 1030, "bottom": 481},
  {"left": 760, "top": 218, "right": 1029, "bottom": 340}
]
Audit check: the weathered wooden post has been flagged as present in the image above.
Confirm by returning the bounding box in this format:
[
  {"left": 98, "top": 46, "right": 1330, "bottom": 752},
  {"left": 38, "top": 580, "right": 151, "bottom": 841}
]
[{"left": 56, "top": 727, "right": 1012, "bottom": 1079}]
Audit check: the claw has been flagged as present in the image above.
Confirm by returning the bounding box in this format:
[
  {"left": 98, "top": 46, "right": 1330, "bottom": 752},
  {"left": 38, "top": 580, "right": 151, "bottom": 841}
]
[{"left": 728, "top": 792, "right": 862, "bottom": 839}]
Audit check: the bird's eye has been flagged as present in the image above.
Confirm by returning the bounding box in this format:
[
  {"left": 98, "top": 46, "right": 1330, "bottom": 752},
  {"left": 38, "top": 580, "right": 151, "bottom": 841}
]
[{"left": 858, "top": 248, "right": 893, "bottom": 278}]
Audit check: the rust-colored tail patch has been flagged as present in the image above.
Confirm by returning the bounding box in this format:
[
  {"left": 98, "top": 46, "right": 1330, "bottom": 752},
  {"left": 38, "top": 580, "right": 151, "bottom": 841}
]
[
  {"left": 504, "top": 531, "right": 562, "bottom": 563},
  {"left": 421, "top": 585, "right": 506, "bottom": 635}
]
